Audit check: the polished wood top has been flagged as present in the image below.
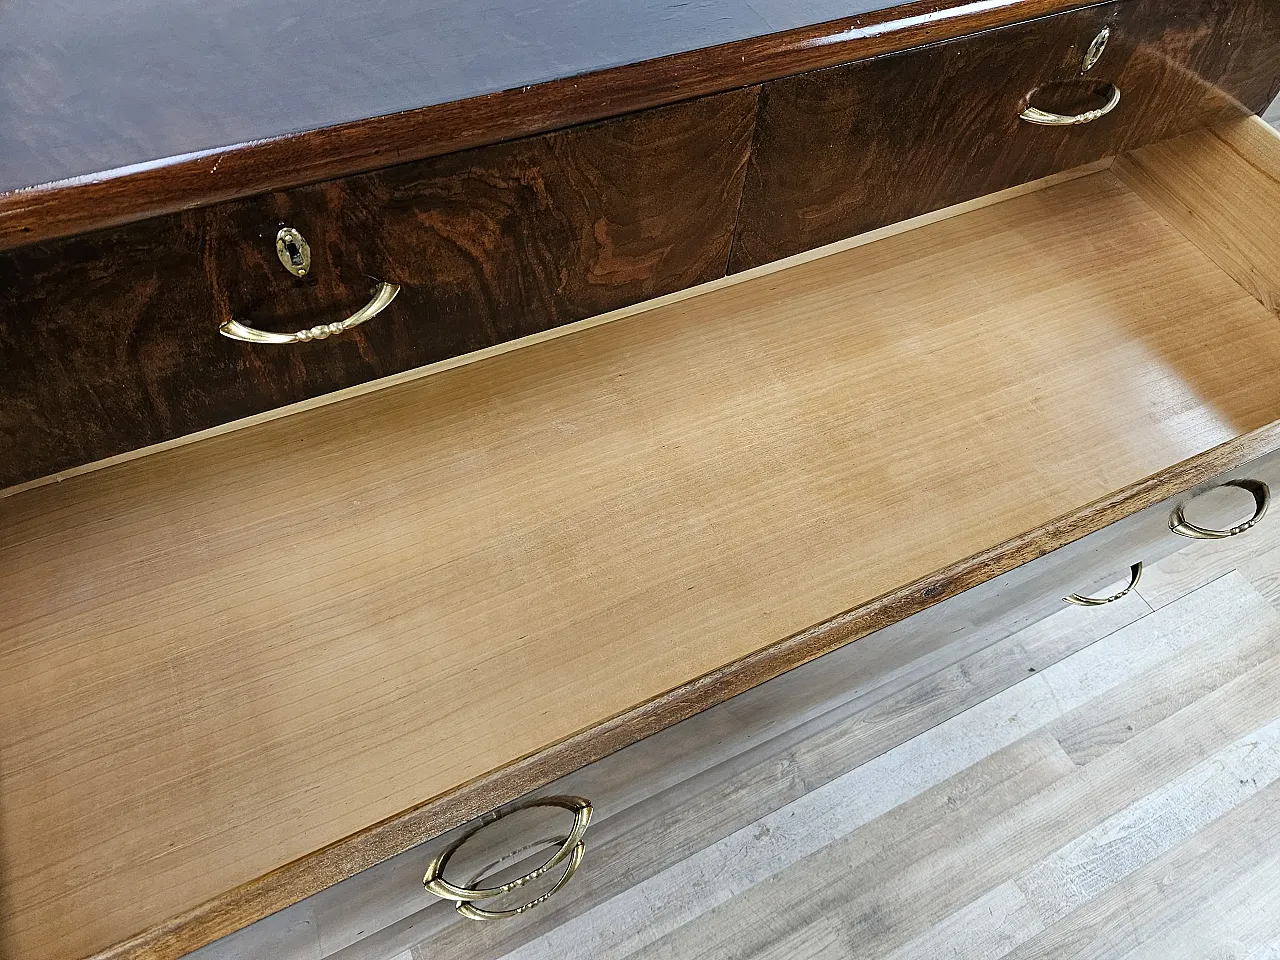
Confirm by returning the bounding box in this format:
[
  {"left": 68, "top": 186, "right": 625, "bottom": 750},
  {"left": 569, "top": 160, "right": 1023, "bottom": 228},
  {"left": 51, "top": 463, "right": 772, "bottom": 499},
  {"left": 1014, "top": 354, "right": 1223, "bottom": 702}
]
[
  {"left": 0, "top": 0, "right": 1090, "bottom": 250},
  {"left": 8, "top": 0, "right": 786, "bottom": 191},
  {"left": 0, "top": 0, "right": 1053, "bottom": 192},
  {"left": 5, "top": 157, "right": 1280, "bottom": 960}
]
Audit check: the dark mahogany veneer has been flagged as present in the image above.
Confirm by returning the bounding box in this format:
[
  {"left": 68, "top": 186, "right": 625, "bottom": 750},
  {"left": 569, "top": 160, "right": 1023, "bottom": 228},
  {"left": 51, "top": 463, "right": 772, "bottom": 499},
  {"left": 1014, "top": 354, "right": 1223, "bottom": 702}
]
[
  {"left": 732, "top": 0, "right": 1280, "bottom": 269},
  {"left": 0, "top": 93, "right": 759, "bottom": 487},
  {"left": 1, "top": 0, "right": 1278, "bottom": 490}
]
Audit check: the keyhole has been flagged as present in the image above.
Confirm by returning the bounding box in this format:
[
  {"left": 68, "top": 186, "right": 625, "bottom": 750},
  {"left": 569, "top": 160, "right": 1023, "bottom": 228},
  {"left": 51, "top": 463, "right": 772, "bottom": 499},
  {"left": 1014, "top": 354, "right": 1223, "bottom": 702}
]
[
  {"left": 1082, "top": 27, "right": 1110, "bottom": 73},
  {"left": 275, "top": 226, "right": 312, "bottom": 278}
]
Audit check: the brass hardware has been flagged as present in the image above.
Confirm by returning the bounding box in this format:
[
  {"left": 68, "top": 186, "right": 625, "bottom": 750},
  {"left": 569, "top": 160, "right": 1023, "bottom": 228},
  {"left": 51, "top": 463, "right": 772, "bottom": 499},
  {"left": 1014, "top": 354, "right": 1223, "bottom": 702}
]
[
  {"left": 1020, "top": 84, "right": 1121, "bottom": 125},
  {"left": 218, "top": 280, "right": 400, "bottom": 344},
  {"left": 1065, "top": 562, "right": 1142, "bottom": 606},
  {"left": 424, "top": 796, "right": 592, "bottom": 921},
  {"left": 275, "top": 227, "right": 312, "bottom": 277},
  {"left": 1170, "top": 479, "right": 1270, "bottom": 540},
  {"left": 1081, "top": 27, "right": 1111, "bottom": 73},
  {"left": 456, "top": 841, "right": 586, "bottom": 921}
]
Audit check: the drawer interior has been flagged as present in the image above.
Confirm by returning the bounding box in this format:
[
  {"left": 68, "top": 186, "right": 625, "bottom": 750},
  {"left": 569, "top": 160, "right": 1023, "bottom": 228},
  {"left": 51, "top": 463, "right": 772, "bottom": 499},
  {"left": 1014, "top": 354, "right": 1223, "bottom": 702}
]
[{"left": 4, "top": 117, "right": 1280, "bottom": 960}]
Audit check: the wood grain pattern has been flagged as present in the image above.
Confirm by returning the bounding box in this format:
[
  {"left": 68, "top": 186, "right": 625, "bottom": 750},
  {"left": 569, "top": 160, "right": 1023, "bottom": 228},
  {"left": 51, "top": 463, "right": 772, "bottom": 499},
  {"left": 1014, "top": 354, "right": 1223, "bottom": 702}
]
[
  {"left": 5, "top": 168, "right": 1280, "bottom": 960},
  {"left": 1116, "top": 0, "right": 1280, "bottom": 147},
  {"left": 0, "top": 89, "right": 757, "bottom": 489},
  {"left": 7, "top": 1, "right": 1279, "bottom": 488},
  {"left": 195, "top": 441, "right": 1280, "bottom": 960},
  {"left": 190, "top": 458, "right": 1195, "bottom": 960},
  {"left": 730, "top": 0, "right": 1280, "bottom": 270},
  {"left": 1116, "top": 116, "right": 1280, "bottom": 311},
  {"left": 0, "top": 161, "right": 1113, "bottom": 505},
  {"left": 0, "top": 0, "right": 1097, "bottom": 251}
]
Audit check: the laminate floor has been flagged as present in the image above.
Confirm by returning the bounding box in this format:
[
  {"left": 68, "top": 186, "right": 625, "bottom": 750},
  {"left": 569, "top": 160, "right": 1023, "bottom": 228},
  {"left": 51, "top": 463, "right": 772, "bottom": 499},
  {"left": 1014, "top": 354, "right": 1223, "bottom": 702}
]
[{"left": 377, "top": 513, "right": 1280, "bottom": 960}]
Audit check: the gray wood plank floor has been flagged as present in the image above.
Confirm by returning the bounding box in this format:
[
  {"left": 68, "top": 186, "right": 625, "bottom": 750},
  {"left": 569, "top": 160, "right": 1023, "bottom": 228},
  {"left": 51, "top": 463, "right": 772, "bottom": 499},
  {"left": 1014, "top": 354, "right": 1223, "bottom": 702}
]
[{"left": 390, "top": 524, "right": 1280, "bottom": 960}]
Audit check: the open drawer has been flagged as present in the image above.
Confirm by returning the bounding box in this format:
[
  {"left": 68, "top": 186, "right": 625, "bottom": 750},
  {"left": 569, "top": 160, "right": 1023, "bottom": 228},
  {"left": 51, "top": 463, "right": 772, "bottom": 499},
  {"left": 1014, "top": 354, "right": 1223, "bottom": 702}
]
[
  {"left": 188, "top": 443, "right": 1280, "bottom": 960},
  {"left": 4, "top": 116, "right": 1280, "bottom": 960}
]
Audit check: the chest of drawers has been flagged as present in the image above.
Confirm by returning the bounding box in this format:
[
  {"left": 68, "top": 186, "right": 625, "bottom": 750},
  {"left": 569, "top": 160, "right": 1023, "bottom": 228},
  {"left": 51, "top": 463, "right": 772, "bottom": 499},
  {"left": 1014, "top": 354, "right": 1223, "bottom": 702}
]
[{"left": 2, "top": 2, "right": 1280, "bottom": 958}]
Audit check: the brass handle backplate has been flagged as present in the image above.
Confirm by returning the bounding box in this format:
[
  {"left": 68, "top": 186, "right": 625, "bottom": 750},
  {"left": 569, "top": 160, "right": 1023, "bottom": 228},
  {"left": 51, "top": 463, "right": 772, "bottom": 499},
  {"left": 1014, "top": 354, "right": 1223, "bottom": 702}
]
[
  {"left": 1065, "top": 562, "right": 1142, "bottom": 606},
  {"left": 1170, "top": 479, "right": 1270, "bottom": 540},
  {"left": 424, "top": 796, "right": 592, "bottom": 922},
  {"left": 1020, "top": 84, "right": 1121, "bottom": 126},
  {"left": 219, "top": 280, "right": 400, "bottom": 344}
]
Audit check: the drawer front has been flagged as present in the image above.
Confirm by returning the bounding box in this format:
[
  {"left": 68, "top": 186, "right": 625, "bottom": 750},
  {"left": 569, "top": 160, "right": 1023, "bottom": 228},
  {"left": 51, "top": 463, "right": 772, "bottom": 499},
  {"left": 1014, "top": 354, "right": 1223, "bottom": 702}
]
[
  {"left": 729, "top": 0, "right": 1280, "bottom": 272},
  {"left": 0, "top": 89, "right": 757, "bottom": 490},
  {"left": 191, "top": 448, "right": 1280, "bottom": 960},
  {"left": 1119, "top": 0, "right": 1280, "bottom": 147}
]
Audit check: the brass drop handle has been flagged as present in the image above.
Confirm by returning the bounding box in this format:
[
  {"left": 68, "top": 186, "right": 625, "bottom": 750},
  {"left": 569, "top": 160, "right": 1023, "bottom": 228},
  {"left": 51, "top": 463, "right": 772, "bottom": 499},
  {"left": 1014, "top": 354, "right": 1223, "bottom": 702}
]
[
  {"left": 424, "top": 796, "right": 593, "bottom": 921},
  {"left": 219, "top": 280, "right": 400, "bottom": 344},
  {"left": 1170, "top": 479, "right": 1270, "bottom": 540},
  {"left": 1020, "top": 84, "right": 1121, "bottom": 126},
  {"left": 1065, "top": 562, "right": 1142, "bottom": 606}
]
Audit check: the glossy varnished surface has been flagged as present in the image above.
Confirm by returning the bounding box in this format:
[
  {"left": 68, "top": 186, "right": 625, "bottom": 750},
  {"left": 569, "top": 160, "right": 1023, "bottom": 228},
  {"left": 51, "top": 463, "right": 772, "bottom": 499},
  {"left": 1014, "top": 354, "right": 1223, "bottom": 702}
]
[
  {"left": 4, "top": 168, "right": 1280, "bottom": 960},
  {"left": 0, "top": 0, "right": 1097, "bottom": 250},
  {"left": 0, "top": 0, "right": 782, "bottom": 192},
  {"left": 0, "top": 90, "right": 757, "bottom": 489},
  {"left": 8, "top": 0, "right": 1280, "bottom": 489},
  {"left": 731, "top": 0, "right": 1280, "bottom": 269}
]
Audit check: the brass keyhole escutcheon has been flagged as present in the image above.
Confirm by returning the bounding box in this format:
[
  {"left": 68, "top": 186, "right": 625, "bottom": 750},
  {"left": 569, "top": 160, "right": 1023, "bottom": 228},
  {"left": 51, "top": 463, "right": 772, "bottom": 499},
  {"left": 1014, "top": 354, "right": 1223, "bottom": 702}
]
[
  {"left": 1082, "top": 26, "right": 1110, "bottom": 73},
  {"left": 276, "top": 226, "right": 312, "bottom": 278}
]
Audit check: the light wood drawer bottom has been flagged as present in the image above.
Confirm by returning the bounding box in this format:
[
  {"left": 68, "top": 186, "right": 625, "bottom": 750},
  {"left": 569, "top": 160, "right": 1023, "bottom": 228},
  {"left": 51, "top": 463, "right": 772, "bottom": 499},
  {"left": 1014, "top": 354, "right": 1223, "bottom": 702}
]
[
  {"left": 194, "top": 448, "right": 1280, "bottom": 960},
  {"left": 5, "top": 118, "right": 1280, "bottom": 960}
]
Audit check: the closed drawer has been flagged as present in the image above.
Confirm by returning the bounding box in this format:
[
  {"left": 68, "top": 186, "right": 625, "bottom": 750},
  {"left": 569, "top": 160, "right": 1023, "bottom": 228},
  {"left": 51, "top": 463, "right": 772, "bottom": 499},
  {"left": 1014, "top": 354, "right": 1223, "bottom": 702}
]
[
  {"left": 190, "top": 447, "right": 1280, "bottom": 960},
  {"left": 0, "top": 89, "right": 757, "bottom": 489},
  {"left": 729, "top": 0, "right": 1280, "bottom": 271}
]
